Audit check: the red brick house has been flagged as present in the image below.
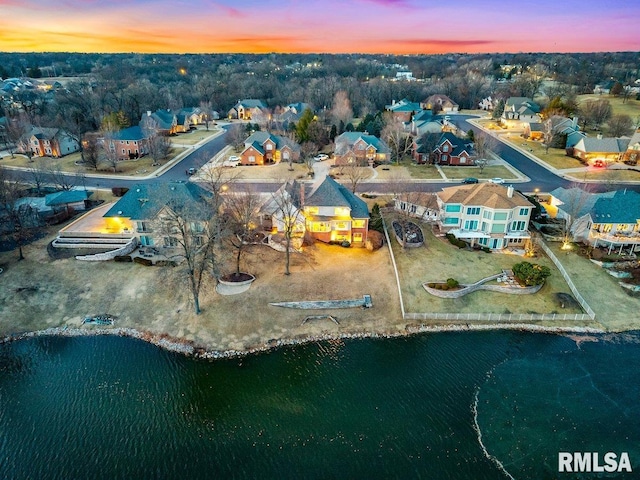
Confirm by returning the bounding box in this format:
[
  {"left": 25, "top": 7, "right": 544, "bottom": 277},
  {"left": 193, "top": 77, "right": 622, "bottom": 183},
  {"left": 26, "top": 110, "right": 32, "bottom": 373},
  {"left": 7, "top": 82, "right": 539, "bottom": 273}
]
[
  {"left": 433, "top": 132, "right": 475, "bottom": 166},
  {"left": 239, "top": 131, "right": 300, "bottom": 165}
]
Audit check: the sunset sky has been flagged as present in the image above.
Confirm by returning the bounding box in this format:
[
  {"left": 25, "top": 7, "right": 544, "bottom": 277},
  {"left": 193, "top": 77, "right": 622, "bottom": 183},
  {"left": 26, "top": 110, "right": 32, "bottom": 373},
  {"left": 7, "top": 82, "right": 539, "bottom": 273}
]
[{"left": 1, "top": 0, "right": 638, "bottom": 54}]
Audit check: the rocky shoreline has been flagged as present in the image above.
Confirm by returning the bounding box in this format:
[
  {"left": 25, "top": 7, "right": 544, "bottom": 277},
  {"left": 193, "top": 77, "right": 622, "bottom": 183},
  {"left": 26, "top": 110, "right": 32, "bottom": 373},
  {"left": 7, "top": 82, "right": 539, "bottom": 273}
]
[{"left": 0, "top": 322, "right": 607, "bottom": 361}]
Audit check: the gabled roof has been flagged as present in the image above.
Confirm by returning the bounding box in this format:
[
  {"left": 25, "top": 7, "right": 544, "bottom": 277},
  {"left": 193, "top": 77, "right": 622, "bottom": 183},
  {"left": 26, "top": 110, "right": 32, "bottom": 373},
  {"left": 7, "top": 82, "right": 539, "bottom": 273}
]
[
  {"left": 574, "top": 137, "right": 630, "bottom": 153},
  {"left": 385, "top": 98, "right": 421, "bottom": 113},
  {"left": 45, "top": 189, "right": 93, "bottom": 206},
  {"left": 528, "top": 123, "right": 544, "bottom": 132},
  {"left": 436, "top": 132, "right": 474, "bottom": 156},
  {"left": 413, "top": 110, "right": 434, "bottom": 122},
  {"left": 104, "top": 182, "right": 212, "bottom": 221},
  {"left": 142, "top": 110, "right": 176, "bottom": 130},
  {"left": 305, "top": 176, "right": 369, "bottom": 219},
  {"left": 334, "top": 132, "right": 390, "bottom": 155},
  {"left": 235, "top": 99, "right": 267, "bottom": 109},
  {"left": 625, "top": 129, "right": 640, "bottom": 151},
  {"left": 437, "top": 183, "right": 532, "bottom": 210},
  {"left": 112, "top": 126, "right": 146, "bottom": 141},
  {"left": 286, "top": 102, "right": 312, "bottom": 114},
  {"left": 423, "top": 94, "right": 458, "bottom": 107},
  {"left": 591, "top": 190, "right": 640, "bottom": 224},
  {"left": 29, "top": 127, "right": 61, "bottom": 140},
  {"left": 243, "top": 131, "right": 300, "bottom": 152},
  {"left": 549, "top": 187, "right": 615, "bottom": 218}
]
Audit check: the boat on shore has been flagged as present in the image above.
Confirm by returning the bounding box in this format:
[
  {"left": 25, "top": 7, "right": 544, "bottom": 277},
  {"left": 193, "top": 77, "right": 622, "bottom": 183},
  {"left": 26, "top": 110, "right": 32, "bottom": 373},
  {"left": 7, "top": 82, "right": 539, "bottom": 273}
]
[{"left": 270, "top": 295, "right": 372, "bottom": 309}]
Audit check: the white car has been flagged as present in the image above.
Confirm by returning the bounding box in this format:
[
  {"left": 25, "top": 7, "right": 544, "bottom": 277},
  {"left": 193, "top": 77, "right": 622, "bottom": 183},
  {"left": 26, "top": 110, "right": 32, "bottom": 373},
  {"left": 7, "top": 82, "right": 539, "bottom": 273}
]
[
  {"left": 314, "top": 154, "right": 329, "bottom": 161},
  {"left": 489, "top": 177, "right": 505, "bottom": 184},
  {"left": 222, "top": 156, "right": 240, "bottom": 167}
]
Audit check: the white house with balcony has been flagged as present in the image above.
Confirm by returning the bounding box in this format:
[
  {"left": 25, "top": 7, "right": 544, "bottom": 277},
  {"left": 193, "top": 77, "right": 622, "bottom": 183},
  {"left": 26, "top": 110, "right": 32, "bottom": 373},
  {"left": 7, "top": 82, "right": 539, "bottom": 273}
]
[{"left": 436, "top": 183, "right": 533, "bottom": 251}]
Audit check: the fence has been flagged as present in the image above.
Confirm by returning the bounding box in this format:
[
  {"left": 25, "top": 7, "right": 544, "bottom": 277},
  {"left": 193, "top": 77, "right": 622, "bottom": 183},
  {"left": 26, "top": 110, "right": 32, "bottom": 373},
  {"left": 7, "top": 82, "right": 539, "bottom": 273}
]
[
  {"left": 404, "top": 312, "right": 593, "bottom": 322},
  {"left": 535, "top": 239, "right": 596, "bottom": 320}
]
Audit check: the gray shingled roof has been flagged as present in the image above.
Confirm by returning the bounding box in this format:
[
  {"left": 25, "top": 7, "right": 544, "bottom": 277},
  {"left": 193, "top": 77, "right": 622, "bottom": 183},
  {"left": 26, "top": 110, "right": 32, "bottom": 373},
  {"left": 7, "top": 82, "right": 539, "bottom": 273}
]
[
  {"left": 306, "top": 176, "right": 369, "bottom": 219},
  {"left": 575, "top": 137, "right": 630, "bottom": 153},
  {"left": 104, "top": 182, "right": 212, "bottom": 221},
  {"left": 334, "top": 132, "right": 391, "bottom": 155}
]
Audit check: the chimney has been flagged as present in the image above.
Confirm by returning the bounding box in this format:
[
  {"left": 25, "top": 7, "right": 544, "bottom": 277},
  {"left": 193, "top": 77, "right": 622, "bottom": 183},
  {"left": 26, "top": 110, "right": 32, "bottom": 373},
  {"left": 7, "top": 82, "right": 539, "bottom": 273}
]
[
  {"left": 572, "top": 116, "right": 578, "bottom": 129},
  {"left": 146, "top": 111, "right": 151, "bottom": 117},
  {"left": 507, "top": 185, "right": 514, "bottom": 198},
  {"left": 299, "top": 183, "right": 305, "bottom": 206},
  {"left": 392, "top": 99, "right": 396, "bottom": 105}
]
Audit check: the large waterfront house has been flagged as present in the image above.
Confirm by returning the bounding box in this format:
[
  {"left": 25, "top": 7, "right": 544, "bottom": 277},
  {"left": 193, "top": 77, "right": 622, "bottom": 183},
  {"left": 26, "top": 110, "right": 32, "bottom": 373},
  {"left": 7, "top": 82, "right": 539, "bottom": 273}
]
[
  {"left": 20, "top": 127, "right": 80, "bottom": 158},
  {"left": 263, "top": 176, "right": 370, "bottom": 247},
  {"left": 436, "top": 183, "right": 533, "bottom": 251},
  {"left": 548, "top": 187, "right": 640, "bottom": 254},
  {"left": 101, "top": 182, "right": 212, "bottom": 247},
  {"left": 333, "top": 132, "right": 391, "bottom": 165},
  {"left": 239, "top": 131, "right": 300, "bottom": 166}
]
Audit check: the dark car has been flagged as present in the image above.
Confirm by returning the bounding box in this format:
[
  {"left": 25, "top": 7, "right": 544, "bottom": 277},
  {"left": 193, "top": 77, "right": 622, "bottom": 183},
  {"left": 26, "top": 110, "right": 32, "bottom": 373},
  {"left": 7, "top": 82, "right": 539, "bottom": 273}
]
[{"left": 462, "top": 177, "right": 478, "bottom": 184}]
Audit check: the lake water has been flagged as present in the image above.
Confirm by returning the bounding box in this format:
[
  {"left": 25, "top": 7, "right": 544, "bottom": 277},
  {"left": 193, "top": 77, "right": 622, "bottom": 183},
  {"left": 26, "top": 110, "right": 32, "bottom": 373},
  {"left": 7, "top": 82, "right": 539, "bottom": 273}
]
[{"left": 0, "top": 331, "right": 639, "bottom": 479}]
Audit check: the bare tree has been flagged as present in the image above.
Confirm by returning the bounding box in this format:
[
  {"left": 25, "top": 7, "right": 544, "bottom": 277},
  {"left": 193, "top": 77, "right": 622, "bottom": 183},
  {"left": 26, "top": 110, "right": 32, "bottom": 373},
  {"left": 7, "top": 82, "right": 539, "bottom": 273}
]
[
  {"left": 472, "top": 131, "right": 497, "bottom": 169},
  {"left": 4, "top": 114, "right": 30, "bottom": 158},
  {"left": 82, "top": 133, "right": 101, "bottom": 171},
  {"left": 225, "top": 123, "right": 248, "bottom": 152},
  {"left": 391, "top": 187, "right": 437, "bottom": 248},
  {"left": 156, "top": 187, "right": 215, "bottom": 315},
  {"left": 607, "top": 114, "right": 634, "bottom": 138},
  {"left": 100, "top": 126, "right": 120, "bottom": 173},
  {"left": 556, "top": 184, "right": 593, "bottom": 248},
  {"left": 340, "top": 162, "right": 369, "bottom": 193},
  {"left": 415, "top": 132, "right": 440, "bottom": 165},
  {"left": 222, "top": 186, "right": 263, "bottom": 278},
  {"left": 300, "top": 141, "right": 317, "bottom": 175},
  {"left": 579, "top": 99, "right": 612, "bottom": 130},
  {"left": 27, "top": 158, "right": 49, "bottom": 195},
  {"left": 270, "top": 180, "right": 305, "bottom": 275},
  {"left": 381, "top": 118, "right": 411, "bottom": 163},
  {"left": 0, "top": 168, "right": 42, "bottom": 260},
  {"left": 330, "top": 90, "right": 353, "bottom": 126}
]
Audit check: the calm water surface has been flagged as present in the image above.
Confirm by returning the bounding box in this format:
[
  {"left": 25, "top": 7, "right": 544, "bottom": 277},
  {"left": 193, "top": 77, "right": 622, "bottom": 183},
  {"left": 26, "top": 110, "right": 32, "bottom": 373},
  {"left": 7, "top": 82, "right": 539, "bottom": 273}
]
[{"left": 0, "top": 331, "right": 638, "bottom": 479}]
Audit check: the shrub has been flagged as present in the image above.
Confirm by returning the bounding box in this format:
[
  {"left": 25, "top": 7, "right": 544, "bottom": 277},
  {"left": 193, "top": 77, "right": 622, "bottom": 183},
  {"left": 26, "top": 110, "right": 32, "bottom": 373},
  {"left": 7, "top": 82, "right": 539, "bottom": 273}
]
[
  {"left": 512, "top": 261, "right": 551, "bottom": 286},
  {"left": 481, "top": 246, "right": 491, "bottom": 253},
  {"left": 111, "top": 187, "right": 129, "bottom": 197},
  {"left": 133, "top": 256, "right": 153, "bottom": 266},
  {"left": 446, "top": 278, "right": 459, "bottom": 288}
]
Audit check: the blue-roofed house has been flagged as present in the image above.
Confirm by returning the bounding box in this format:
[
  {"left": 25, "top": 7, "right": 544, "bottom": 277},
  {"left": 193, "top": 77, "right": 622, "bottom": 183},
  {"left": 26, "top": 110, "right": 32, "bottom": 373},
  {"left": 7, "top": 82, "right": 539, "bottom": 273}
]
[
  {"left": 21, "top": 127, "right": 80, "bottom": 158},
  {"left": 104, "top": 126, "right": 149, "bottom": 161},
  {"left": 385, "top": 98, "right": 421, "bottom": 123},
  {"left": 239, "top": 131, "right": 300, "bottom": 165},
  {"left": 432, "top": 132, "right": 475, "bottom": 166},
  {"left": 140, "top": 109, "right": 178, "bottom": 135},
  {"left": 333, "top": 132, "right": 390, "bottom": 166},
  {"left": 102, "top": 182, "right": 212, "bottom": 247},
  {"left": 45, "top": 188, "right": 93, "bottom": 213},
  {"left": 549, "top": 187, "right": 640, "bottom": 254}
]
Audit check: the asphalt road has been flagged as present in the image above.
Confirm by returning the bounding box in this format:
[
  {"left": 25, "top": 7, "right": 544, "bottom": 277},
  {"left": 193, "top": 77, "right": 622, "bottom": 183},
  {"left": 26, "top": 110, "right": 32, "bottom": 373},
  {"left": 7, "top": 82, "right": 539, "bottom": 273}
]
[{"left": 5, "top": 117, "right": 639, "bottom": 195}]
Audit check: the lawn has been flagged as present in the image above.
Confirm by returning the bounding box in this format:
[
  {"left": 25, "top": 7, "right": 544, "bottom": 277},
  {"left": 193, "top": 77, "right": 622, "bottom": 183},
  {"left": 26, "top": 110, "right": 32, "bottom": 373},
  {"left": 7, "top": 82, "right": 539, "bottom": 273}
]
[
  {"left": 544, "top": 242, "right": 640, "bottom": 331},
  {"left": 387, "top": 218, "right": 585, "bottom": 321},
  {"left": 169, "top": 127, "right": 220, "bottom": 145},
  {"left": 577, "top": 94, "right": 640, "bottom": 121},
  {"left": 578, "top": 168, "right": 640, "bottom": 182},
  {"left": 504, "top": 136, "right": 585, "bottom": 170}
]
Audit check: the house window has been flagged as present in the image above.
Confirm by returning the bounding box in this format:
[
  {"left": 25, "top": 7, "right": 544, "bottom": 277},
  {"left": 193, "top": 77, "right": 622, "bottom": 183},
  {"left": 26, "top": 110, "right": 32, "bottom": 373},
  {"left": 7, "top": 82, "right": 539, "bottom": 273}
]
[
  {"left": 353, "top": 233, "right": 363, "bottom": 243},
  {"left": 311, "top": 222, "right": 331, "bottom": 232},
  {"left": 519, "top": 208, "right": 529, "bottom": 216},
  {"left": 136, "top": 221, "right": 152, "bottom": 233},
  {"left": 444, "top": 217, "right": 458, "bottom": 225},
  {"left": 441, "top": 154, "right": 448, "bottom": 162},
  {"left": 352, "top": 219, "right": 366, "bottom": 228},
  {"left": 334, "top": 221, "right": 349, "bottom": 230},
  {"left": 511, "top": 221, "right": 526, "bottom": 231},
  {"left": 305, "top": 206, "right": 319, "bottom": 215},
  {"left": 464, "top": 220, "right": 478, "bottom": 230},
  {"left": 443, "top": 145, "right": 449, "bottom": 152},
  {"left": 249, "top": 156, "right": 255, "bottom": 163},
  {"left": 410, "top": 205, "right": 417, "bottom": 213},
  {"left": 190, "top": 222, "right": 205, "bottom": 234},
  {"left": 483, "top": 210, "right": 492, "bottom": 219},
  {"left": 481, "top": 221, "right": 489, "bottom": 233},
  {"left": 466, "top": 207, "right": 480, "bottom": 215},
  {"left": 122, "top": 149, "right": 125, "bottom": 154},
  {"left": 460, "top": 157, "right": 466, "bottom": 164},
  {"left": 283, "top": 151, "right": 289, "bottom": 159},
  {"left": 266, "top": 143, "right": 273, "bottom": 150},
  {"left": 140, "top": 236, "right": 154, "bottom": 246},
  {"left": 193, "top": 236, "right": 204, "bottom": 246},
  {"left": 164, "top": 236, "right": 178, "bottom": 247},
  {"left": 445, "top": 205, "right": 461, "bottom": 213}
]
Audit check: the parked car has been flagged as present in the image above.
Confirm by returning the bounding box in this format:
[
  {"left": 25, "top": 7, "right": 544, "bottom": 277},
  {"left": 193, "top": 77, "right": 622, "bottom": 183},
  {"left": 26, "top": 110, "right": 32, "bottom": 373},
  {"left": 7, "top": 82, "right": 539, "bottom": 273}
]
[
  {"left": 314, "top": 154, "right": 329, "bottom": 161},
  {"left": 462, "top": 177, "right": 478, "bottom": 184},
  {"left": 489, "top": 177, "right": 505, "bottom": 184},
  {"left": 222, "top": 156, "right": 240, "bottom": 167},
  {"left": 593, "top": 159, "right": 605, "bottom": 168},
  {"left": 186, "top": 167, "right": 197, "bottom": 175}
]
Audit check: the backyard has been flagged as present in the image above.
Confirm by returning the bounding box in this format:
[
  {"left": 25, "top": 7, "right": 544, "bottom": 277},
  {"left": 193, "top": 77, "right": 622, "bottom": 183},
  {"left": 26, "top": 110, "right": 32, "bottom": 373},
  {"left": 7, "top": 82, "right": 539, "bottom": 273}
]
[{"left": 386, "top": 217, "right": 595, "bottom": 327}]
